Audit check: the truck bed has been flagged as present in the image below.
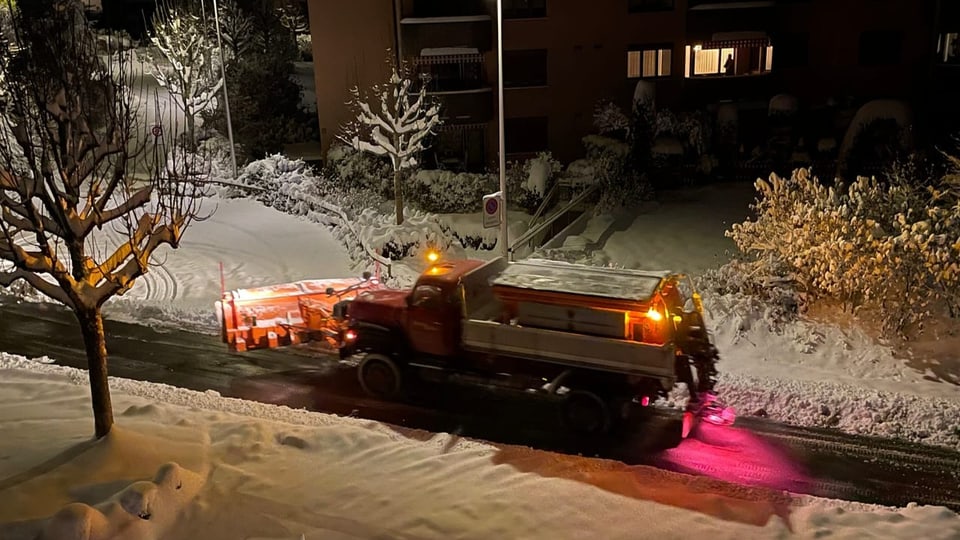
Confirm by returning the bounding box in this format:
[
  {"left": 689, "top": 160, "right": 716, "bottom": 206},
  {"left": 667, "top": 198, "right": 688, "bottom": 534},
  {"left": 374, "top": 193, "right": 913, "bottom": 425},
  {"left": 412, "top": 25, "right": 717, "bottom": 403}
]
[
  {"left": 461, "top": 318, "right": 676, "bottom": 382},
  {"left": 458, "top": 258, "right": 677, "bottom": 386}
]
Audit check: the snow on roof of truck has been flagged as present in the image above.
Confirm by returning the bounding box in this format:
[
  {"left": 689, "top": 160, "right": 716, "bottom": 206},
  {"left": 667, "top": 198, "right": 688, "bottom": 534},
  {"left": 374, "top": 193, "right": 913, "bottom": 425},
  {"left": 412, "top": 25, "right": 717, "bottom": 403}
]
[{"left": 492, "top": 259, "right": 670, "bottom": 302}]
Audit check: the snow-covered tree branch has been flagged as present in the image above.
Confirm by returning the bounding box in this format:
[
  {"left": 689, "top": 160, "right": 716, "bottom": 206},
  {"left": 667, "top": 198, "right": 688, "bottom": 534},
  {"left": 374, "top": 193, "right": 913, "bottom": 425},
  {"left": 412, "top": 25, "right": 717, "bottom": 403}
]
[
  {"left": 340, "top": 62, "right": 441, "bottom": 225},
  {"left": 216, "top": 0, "right": 255, "bottom": 61},
  {"left": 147, "top": 0, "right": 223, "bottom": 148},
  {"left": 0, "top": 0, "right": 207, "bottom": 438}
]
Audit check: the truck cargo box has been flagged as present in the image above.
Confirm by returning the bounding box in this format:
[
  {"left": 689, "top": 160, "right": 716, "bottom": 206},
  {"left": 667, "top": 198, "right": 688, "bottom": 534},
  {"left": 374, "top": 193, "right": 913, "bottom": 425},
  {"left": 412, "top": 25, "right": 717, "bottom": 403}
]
[{"left": 491, "top": 259, "right": 670, "bottom": 312}]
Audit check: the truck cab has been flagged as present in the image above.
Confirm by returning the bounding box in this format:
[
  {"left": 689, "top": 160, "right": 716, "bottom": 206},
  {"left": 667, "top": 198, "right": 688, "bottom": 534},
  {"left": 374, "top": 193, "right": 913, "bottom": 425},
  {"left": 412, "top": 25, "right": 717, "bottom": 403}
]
[{"left": 341, "top": 259, "right": 484, "bottom": 360}]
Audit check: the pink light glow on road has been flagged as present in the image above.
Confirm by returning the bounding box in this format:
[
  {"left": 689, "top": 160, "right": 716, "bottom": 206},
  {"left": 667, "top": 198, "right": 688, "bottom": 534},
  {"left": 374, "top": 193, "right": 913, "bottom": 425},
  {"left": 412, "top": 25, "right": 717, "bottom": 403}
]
[{"left": 655, "top": 422, "right": 814, "bottom": 493}]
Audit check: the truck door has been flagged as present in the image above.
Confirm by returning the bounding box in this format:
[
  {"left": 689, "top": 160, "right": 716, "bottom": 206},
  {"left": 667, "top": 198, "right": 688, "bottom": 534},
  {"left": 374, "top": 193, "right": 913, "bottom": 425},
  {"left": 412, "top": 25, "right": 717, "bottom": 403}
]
[{"left": 406, "top": 284, "right": 458, "bottom": 357}]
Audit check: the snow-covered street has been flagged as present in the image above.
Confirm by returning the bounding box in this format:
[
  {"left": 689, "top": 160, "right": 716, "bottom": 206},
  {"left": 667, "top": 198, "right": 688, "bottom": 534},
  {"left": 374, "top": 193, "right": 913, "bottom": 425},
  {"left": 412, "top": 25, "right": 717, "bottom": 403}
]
[{"left": 1, "top": 356, "right": 958, "bottom": 540}]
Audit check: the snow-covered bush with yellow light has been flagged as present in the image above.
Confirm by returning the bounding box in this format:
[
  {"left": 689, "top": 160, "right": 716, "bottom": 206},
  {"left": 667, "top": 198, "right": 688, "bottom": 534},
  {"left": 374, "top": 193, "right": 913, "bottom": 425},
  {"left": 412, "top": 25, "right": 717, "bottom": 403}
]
[
  {"left": 355, "top": 208, "right": 452, "bottom": 261},
  {"left": 727, "top": 166, "right": 960, "bottom": 335}
]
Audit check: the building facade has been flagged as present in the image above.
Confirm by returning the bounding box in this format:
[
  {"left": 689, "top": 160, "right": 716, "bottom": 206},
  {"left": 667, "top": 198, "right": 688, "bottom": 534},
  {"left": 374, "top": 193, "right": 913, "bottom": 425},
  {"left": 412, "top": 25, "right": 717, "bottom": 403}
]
[{"left": 308, "top": 0, "right": 942, "bottom": 169}]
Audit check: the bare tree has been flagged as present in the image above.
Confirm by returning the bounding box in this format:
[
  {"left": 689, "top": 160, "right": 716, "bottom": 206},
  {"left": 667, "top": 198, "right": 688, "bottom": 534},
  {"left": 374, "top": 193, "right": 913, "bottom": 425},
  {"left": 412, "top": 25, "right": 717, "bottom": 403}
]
[
  {"left": 341, "top": 61, "right": 441, "bottom": 225},
  {"left": 215, "top": 0, "right": 256, "bottom": 61},
  {"left": 0, "top": 0, "right": 206, "bottom": 438},
  {"left": 147, "top": 0, "right": 223, "bottom": 148}
]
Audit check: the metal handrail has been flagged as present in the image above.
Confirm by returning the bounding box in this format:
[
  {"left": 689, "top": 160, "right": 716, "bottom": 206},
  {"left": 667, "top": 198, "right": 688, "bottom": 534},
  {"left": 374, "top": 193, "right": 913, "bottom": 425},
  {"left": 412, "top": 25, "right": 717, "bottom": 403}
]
[
  {"left": 527, "top": 183, "right": 560, "bottom": 229},
  {"left": 509, "top": 183, "right": 597, "bottom": 254}
]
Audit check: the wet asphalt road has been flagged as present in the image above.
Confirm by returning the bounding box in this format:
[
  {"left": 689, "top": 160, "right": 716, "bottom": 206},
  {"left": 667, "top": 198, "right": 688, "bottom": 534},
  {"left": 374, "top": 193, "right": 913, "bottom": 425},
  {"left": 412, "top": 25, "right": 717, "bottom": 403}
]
[{"left": 1, "top": 298, "right": 959, "bottom": 510}]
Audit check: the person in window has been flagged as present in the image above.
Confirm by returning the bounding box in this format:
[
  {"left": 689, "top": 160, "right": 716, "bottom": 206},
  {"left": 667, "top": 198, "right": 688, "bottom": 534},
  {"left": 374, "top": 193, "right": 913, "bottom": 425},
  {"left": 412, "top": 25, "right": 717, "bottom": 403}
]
[{"left": 724, "top": 54, "right": 735, "bottom": 75}]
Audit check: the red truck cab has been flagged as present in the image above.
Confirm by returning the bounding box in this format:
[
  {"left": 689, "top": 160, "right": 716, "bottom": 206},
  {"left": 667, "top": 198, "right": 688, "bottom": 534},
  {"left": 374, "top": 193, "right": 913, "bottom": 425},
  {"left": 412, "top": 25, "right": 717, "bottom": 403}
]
[{"left": 343, "top": 259, "right": 485, "bottom": 359}]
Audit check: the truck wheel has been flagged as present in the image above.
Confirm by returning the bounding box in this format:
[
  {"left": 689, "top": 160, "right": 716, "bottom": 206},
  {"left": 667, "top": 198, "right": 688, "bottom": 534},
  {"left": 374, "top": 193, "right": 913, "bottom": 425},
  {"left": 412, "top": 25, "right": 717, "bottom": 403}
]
[
  {"left": 561, "top": 390, "right": 611, "bottom": 436},
  {"left": 358, "top": 353, "right": 403, "bottom": 399}
]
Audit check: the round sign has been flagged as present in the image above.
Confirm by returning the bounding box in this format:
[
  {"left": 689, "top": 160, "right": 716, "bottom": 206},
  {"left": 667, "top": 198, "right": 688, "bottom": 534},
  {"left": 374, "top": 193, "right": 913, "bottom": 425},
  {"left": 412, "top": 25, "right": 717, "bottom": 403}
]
[
  {"left": 151, "top": 125, "right": 163, "bottom": 137},
  {"left": 484, "top": 197, "right": 499, "bottom": 215}
]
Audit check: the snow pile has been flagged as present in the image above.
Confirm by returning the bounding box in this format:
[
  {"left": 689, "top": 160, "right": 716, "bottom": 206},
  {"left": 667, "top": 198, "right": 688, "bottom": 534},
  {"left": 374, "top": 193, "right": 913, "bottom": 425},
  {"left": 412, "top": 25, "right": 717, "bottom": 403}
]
[
  {"left": 37, "top": 462, "right": 205, "bottom": 540},
  {"left": 715, "top": 373, "right": 960, "bottom": 450},
  {"left": 2, "top": 354, "right": 959, "bottom": 540}
]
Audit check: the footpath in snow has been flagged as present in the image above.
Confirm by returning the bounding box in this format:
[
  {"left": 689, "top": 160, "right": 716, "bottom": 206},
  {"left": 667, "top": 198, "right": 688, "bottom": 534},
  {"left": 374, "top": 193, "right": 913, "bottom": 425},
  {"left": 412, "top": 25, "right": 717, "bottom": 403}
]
[{"left": 1, "top": 354, "right": 958, "bottom": 540}]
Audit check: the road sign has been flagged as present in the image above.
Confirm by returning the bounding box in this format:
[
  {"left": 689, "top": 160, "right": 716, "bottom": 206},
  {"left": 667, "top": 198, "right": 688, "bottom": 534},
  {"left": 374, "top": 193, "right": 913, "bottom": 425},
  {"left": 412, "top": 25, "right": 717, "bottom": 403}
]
[
  {"left": 151, "top": 125, "right": 163, "bottom": 138},
  {"left": 482, "top": 191, "right": 502, "bottom": 229}
]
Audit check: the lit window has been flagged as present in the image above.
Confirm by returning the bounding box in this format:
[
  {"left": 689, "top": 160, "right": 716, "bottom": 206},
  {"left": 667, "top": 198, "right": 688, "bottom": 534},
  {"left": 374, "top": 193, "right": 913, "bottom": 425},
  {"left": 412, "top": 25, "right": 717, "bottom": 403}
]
[
  {"left": 627, "top": 47, "right": 672, "bottom": 78},
  {"left": 938, "top": 32, "right": 959, "bottom": 64},
  {"left": 684, "top": 44, "right": 773, "bottom": 77}
]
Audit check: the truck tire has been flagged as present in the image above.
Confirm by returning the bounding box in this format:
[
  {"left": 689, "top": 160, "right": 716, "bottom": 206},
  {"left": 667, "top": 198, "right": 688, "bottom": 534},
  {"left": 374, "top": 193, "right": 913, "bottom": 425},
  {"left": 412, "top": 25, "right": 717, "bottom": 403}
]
[
  {"left": 561, "top": 390, "right": 611, "bottom": 436},
  {"left": 358, "top": 353, "right": 403, "bottom": 399}
]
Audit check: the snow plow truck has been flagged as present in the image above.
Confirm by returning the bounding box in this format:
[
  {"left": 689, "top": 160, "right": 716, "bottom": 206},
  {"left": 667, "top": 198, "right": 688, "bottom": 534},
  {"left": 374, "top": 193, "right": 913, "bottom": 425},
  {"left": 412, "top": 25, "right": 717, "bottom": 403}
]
[{"left": 218, "top": 256, "right": 732, "bottom": 435}]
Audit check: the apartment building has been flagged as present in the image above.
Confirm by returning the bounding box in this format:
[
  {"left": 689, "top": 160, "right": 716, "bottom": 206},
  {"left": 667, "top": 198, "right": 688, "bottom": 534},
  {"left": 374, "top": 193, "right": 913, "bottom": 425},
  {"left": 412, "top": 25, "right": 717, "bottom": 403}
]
[{"left": 307, "top": 0, "right": 942, "bottom": 169}]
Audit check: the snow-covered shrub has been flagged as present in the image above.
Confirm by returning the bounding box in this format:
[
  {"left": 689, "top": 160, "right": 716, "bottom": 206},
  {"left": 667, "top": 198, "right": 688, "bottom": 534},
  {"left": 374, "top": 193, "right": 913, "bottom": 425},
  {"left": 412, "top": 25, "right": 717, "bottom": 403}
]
[
  {"left": 582, "top": 135, "right": 629, "bottom": 161},
  {"left": 296, "top": 33, "right": 312, "bottom": 61},
  {"left": 505, "top": 152, "right": 562, "bottom": 212},
  {"left": 592, "top": 99, "right": 630, "bottom": 139},
  {"left": 698, "top": 259, "right": 805, "bottom": 331},
  {"left": 727, "top": 167, "right": 960, "bottom": 334},
  {"left": 324, "top": 143, "right": 392, "bottom": 196},
  {"left": 356, "top": 208, "right": 452, "bottom": 261},
  {"left": 843, "top": 118, "right": 908, "bottom": 178},
  {"left": 407, "top": 169, "right": 496, "bottom": 213},
  {"left": 655, "top": 108, "right": 711, "bottom": 158},
  {"left": 582, "top": 133, "right": 652, "bottom": 212}
]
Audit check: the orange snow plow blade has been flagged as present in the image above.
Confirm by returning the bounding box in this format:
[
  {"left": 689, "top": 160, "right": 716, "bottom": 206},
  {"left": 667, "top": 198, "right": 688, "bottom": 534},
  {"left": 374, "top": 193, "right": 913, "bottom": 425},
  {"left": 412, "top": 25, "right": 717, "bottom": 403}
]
[{"left": 216, "top": 277, "right": 381, "bottom": 352}]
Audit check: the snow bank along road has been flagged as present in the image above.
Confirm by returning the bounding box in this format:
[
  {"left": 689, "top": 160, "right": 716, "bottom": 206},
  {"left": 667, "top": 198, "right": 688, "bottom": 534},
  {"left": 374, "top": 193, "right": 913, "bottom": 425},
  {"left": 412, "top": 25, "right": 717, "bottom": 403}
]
[{"left": 2, "top": 298, "right": 959, "bottom": 511}]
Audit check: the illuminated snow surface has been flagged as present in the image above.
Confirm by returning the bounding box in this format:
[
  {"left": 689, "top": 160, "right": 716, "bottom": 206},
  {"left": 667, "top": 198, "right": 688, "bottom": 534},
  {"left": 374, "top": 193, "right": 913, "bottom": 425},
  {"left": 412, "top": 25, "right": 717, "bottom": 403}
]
[
  {"left": 2, "top": 180, "right": 960, "bottom": 537},
  {"left": 1, "top": 354, "right": 959, "bottom": 540},
  {"left": 100, "top": 197, "right": 356, "bottom": 332}
]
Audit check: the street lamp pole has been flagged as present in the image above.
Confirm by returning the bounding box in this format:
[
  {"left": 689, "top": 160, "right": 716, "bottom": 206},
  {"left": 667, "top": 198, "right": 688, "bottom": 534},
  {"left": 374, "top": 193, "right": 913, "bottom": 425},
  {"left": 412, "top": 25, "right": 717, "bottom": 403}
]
[
  {"left": 496, "top": 0, "right": 509, "bottom": 260},
  {"left": 210, "top": 0, "right": 238, "bottom": 178}
]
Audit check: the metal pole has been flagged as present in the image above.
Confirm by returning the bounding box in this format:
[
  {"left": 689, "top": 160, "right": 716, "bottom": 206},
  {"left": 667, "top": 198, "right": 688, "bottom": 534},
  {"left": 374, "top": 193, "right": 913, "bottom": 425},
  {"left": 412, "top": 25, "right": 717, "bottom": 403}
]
[
  {"left": 496, "top": 0, "right": 509, "bottom": 260},
  {"left": 211, "top": 0, "right": 238, "bottom": 178}
]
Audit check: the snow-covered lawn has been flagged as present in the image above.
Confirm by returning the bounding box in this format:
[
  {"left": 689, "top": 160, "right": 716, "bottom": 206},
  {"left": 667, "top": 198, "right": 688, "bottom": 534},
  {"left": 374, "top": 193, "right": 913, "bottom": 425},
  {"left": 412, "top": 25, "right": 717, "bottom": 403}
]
[
  {"left": 2, "top": 354, "right": 958, "bottom": 540},
  {"left": 101, "top": 196, "right": 355, "bottom": 332}
]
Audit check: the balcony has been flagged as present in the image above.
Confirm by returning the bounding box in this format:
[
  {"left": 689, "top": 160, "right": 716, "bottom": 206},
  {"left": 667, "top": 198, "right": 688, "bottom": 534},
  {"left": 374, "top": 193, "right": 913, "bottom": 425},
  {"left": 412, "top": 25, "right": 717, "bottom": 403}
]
[
  {"left": 404, "top": 0, "right": 489, "bottom": 18},
  {"left": 400, "top": 17, "right": 492, "bottom": 55},
  {"left": 410, "top": 52, "right": 493, "bottom": 124},
  {"left": 688, "top": 0, "right": 807, "bottom": 8},
  {"left": 434, "top": 87, "right": 494, "bottom": 124}
]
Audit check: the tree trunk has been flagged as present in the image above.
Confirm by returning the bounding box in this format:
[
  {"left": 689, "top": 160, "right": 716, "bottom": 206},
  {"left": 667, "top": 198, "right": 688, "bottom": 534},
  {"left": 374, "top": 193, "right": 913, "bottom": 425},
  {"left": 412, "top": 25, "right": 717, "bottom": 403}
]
[
  {"left": 75, "top": 307, "right": 114, "bottom": 438},
  {"left": 185, "top": 110, "right": 196, "bottom": 151},
  {"left": 394, "top": 168, "right": 404, "bottom": 225}
]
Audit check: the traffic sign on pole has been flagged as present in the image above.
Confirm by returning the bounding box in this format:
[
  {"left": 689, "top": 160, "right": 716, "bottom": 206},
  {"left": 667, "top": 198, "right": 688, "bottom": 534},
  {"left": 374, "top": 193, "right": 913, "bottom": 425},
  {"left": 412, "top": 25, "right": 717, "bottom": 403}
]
[{"left": 482, "top": 191, "right": 502, "bottom": 229}]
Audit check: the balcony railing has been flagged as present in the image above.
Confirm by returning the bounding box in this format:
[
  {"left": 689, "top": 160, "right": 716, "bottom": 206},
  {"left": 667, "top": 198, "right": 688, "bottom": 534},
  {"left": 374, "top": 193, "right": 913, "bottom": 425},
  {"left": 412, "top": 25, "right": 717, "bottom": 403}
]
[{"left": 412, "top": 52, "right": 488, "bottom": 92}]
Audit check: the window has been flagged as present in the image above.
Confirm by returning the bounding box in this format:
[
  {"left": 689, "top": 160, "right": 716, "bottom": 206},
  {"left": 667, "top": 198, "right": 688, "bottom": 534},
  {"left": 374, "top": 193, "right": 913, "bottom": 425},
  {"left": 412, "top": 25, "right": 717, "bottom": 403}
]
[
  {"left": 503, "top": 49, "right": 548, "bottom": 87},
  {"left": 859, "top": 30, "right": 903, "bottom": 66},
  {"left": 503, "top": 0, "right": 547, "bottom": 18},
  {"left": 774, "top": 32, "right": 808, "bottom": 68},
  {"left": 938, "top": 32, "right": 959, "bottom": 64},
  {"left": 627, "top": 47, "right": 672, "bottom": 78},
  {"left": 684, "top": 44, "right": 773, "bottom": 77},
  {"left": 505, "top": 117, "right": 548, "bottom": 154},
  {"left": 628, "top": 0, "right": 674, "bottom": 13}
]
